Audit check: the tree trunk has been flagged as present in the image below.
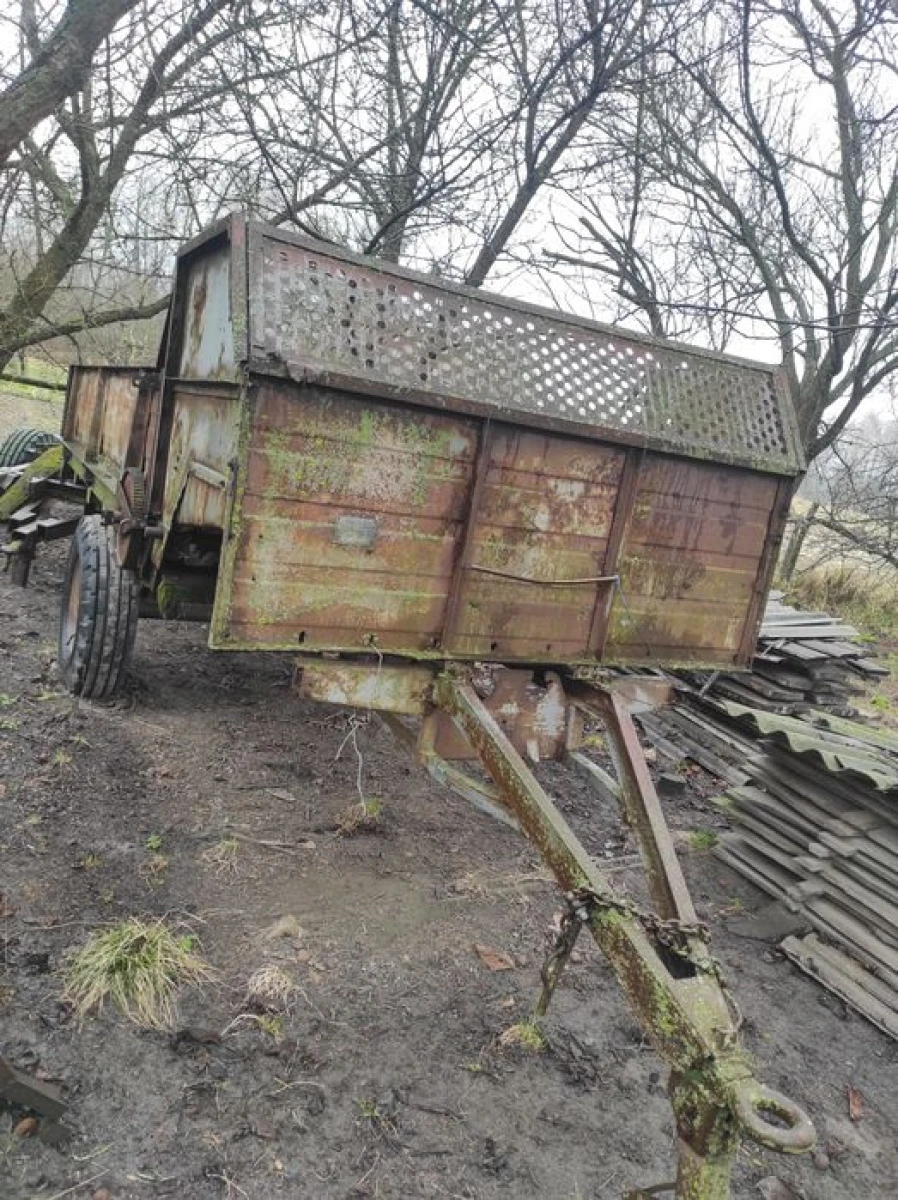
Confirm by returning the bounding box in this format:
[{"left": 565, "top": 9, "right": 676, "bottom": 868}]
[
  {"left": 778, "top": 502, "right": 819, "bottom": 584},
  {"left": 0, "top": 0, "right": 141, "bottom": 169}
]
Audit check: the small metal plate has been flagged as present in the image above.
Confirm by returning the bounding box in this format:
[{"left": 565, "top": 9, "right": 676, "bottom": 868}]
[{"left": 332, "top": 514, "right": 379, "bottom": 549}]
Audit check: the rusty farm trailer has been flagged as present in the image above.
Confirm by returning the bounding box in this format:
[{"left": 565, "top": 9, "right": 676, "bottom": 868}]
[{"left": 0, "top": 215, "right": 813, "bottom": 1197}]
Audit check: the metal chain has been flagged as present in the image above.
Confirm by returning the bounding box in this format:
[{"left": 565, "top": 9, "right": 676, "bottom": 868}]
[
  {"left": 566, "top": 885, "right": 743, "bottom": 1034},
  {"left": 567, "top": 887, "right": 710, "bottom": 964}
]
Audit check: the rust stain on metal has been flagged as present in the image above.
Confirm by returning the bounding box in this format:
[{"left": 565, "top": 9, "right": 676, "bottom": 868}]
[
  {"left": 570, "top": 681, "right": 697, "bottom": 923},
  {"left": 214, "top": 375, "right": 790, "bottom": 667},
  {"left": 80, "top": 215, "right": 800, "bottom": 674},
  {"left": 430, "top": 667, "right": 569, "bottom": 762},
  {"left": 63, "top": 367, "right": 148, "bottom": 481},
  {"left": 444, "top": 428, "right": 626, "bottom": 660},
  {"left": 250, "top": 223, "right": 804, "bottom": 476},
  {"left": 427, "top": 671, "right": 814, "bottom": 1193},
  {"left": 60, "top": 218, "right": 804, "bottom": 677},
  {"left": 295, "top": 658, "right": 434, "bottom": 715},
  {"left": 161, "top": 387, "right": 241, "bottom": 530},
  {"left": 221, "top": 381, "right": 479, "bottom": 650},
  {"left": 179, "top": 244, "right": 236, "bottom": 380},
  {"left": 605, "top": 458, "right": 781, "bottom": 666}
]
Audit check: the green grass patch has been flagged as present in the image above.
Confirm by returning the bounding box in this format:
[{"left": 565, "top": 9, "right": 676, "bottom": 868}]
[
  {"left": 63, "top": 918, "right": 213, "bottom": 1028},
  {"left": 689, "top": 828, "right": 719, "bottom": 852},
  {"left": 334, "top": 797, "right": 383, "bottom": 835},
  {"left": 0, "top": 356, "right": 66, "bottom": 402},
  {"left": 784, "top": 566, "right": 898, "bottom": 639},
  {"left": 201, "top": 835, "right": 240, "bottom": 874},
  {"left": 499, "top": 1019, "right": 547, "bottom": 1052}
]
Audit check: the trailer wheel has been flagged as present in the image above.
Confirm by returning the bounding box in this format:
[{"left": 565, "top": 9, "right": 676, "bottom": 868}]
[
  {"left": 0, "top": 427, "right": 60, "bottom": 468},
  {"left": 58, "top": 515, "right": 139, "bottom": 699}
]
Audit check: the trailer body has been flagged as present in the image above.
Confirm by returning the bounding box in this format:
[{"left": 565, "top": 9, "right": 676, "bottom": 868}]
[{"left": 58, "top": 216, "right": 803, "bottom": 669}]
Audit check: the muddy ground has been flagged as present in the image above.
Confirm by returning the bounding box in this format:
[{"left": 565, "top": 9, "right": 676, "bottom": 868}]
[{"left": 2, "top": 409, "right": 897, "bottom": 1200}]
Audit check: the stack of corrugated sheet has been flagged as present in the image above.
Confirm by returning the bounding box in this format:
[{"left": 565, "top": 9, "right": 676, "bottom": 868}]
[
  {"left": 628, "top": 593, "right": 897, "bottom": 1035},
  {"left": 687, "top": 594, "right": 888, "bottom": 716},
  {"left": 636, "top": 693, "right": 898, "bottom": 1037},
  {"left": 712, "top": 704, "right": 898, "bottom": 1039}
]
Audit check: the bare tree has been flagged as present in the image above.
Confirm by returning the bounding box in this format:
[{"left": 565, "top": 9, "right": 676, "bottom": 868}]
[
  {"left": 0, "top": 0, "right": 654, "bottom": 371},
  {"left": 798, "top": 407, "right": 898, "bottom": 575},
  {"left": 0, "top": 0, "right": 279, "bottom": 372},
  {"left": 223, "top": 0, "right": 650, "bottom": 282},
  {"left": 547, "top": 0, "right": 898, "bottom": 457},
  {"left": 0, "top": 0, "right": 142, "bottom": 169},
  {"left": 219, "top": 0, "right": 508, "bottom": 264},
  {"left": 464, "top": 0, "right": 648, "bottom": 287}
]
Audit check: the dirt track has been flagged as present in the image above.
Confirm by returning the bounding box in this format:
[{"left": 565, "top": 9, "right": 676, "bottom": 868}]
[{"left": 1, "top": 407, "right": 897, "bottom": 1199}]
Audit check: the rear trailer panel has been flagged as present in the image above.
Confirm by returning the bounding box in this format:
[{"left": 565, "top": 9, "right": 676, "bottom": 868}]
[
  {"left": 246, "top": 224, "right": 802, "bottom": 476},
  {"left": 210, "top": 376, "right": 790, "bottom": 666}
]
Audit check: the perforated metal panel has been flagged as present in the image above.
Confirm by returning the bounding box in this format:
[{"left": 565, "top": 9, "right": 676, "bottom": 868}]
[{"left": 245, "top": 226, "right": 802, "bottom": 475}]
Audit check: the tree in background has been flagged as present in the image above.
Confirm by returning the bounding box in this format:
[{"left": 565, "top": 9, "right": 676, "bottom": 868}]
[
  {"left": 0, "top": 0, "right": 142, "bottom": 169},
  {"left": 0, "top": 0, "right": 280, "bottom": 371},
  {"left": 786, "top": 401, "right": 898, "bottom": 580},
  {"left": 0, "top": 0, "right": 648, "bottom": 371},
  {"left": 189, "top": 0, "right": 650, "bottom": 276},
  {"left": 548, "top": 0, "right": 898, "bottom": 457}
]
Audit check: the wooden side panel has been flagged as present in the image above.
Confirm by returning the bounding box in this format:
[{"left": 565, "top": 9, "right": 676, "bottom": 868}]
[
  {"left": 446, "top": 429, "right": 626, "bottom": 658},
  {"left": 64, "top": 368, "right": 102, "bottom": 447},
  {"left": 214, "top": 379, "right": 783, "bottom": 668},
  {"left": 64, "top": 367, "right": 143, "bottom": 475},
  {"left": 604, "top": 456, "right": 780, "bottom": 664},
  {"left": 216, "top": 383, "right": 479, "bottom": 649}
]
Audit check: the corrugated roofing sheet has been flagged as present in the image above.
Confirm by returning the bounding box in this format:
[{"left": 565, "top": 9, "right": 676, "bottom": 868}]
[{"left": 721, "top": 702, "right": 898, "bottom": 794}]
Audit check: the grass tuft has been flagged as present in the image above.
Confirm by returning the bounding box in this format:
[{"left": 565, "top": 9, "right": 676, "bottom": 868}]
[
  {"left": 63, "top": 918, "right": 213, "bottom": 1028},
  {"left": 140, "top": 853, "right": 169, "bottom": 885},
  {"left": 689, "top": 828, "right": 719, "bottom": 852},
  {"left": 499, "top": 1019, "right": 547, "bottom": 1052},
  {"left": 256, "top": 1012, "right": 285, "bottom": 1040},
  {"left": 334, "top": 798, "right": 382, "bottom": 835},
  {"left": 201, "top": 836, "right": 240, "bottom": 874},
  {"left": 245, "top": 964, "right": 296, "bottom": 1012}
]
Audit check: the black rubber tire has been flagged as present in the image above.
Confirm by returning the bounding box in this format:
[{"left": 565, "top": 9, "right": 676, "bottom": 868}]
[
  {"left": 58, "top": 515, "right": 139, "bottom": 699},
  {"left": 0, "top": 427, "right": 60, "bottom": 468}
]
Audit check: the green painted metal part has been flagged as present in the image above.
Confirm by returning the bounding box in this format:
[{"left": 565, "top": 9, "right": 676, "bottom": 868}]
[{"left": 0, "top": 445, "right": 63, "bottom": 520}]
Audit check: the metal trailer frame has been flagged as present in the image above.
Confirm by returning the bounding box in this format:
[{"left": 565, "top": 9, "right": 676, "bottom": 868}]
[
  {"left": 292, "top": 653, "right": 815, "bottom": 1198},
  {"left": 0, "top": 216, "right": 816, "bottom": 1193}
]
